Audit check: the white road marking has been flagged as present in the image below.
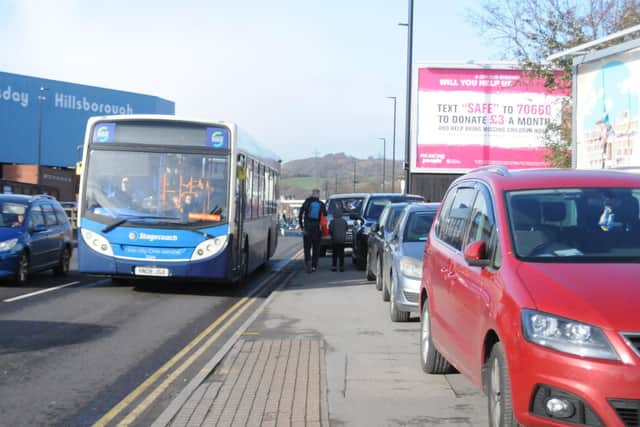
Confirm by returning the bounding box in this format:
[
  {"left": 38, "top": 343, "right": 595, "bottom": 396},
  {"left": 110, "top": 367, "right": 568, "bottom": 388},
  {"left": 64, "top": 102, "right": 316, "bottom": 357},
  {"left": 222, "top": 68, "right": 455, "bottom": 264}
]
[{"left": 3, "top": 281, "right": 81, "bottom": 302}]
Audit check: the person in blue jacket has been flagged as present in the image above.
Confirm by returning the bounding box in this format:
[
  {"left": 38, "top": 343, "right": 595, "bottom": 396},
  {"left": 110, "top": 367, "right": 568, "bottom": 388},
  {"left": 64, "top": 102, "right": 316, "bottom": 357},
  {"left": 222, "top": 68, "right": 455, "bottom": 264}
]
[{"left": 298, "top": 189, "right": 327, "bottom": 273}]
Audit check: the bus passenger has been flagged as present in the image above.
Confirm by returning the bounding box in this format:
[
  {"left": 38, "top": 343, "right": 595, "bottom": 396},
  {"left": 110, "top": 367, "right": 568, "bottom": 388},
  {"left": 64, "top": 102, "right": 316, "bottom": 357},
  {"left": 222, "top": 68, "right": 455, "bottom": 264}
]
[
  {"left": 209, "top": 181, "right": 226, "bottom": 215},
  {"left": 182, "top": 193, "right": 197, "bottom": 221},
  {"left": 194, "top": 178, "right": 208, "bottom": 211},
  {"left": 115, "top": 177, "right": 135, "bottom": 207}
]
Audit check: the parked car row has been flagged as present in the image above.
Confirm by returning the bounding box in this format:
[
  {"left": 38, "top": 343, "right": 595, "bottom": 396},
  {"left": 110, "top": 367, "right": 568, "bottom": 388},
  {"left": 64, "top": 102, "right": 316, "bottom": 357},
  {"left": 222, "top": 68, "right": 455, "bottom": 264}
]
[
  {"left": 0, "top": 194, "right": 74, "bottom": 283},
  {"left": 346, "top": 166, "right": 640, "bottom": 426},
  {"left": 351, "top": 193, "right": 424, "bottom": 270},
  {"left": 345, "top": 193, "right": 437, "bottom": 322}
]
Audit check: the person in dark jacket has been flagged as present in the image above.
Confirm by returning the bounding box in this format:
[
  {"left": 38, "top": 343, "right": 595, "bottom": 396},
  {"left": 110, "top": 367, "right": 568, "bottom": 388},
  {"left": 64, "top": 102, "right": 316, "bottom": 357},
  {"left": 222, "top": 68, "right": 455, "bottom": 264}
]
[
  {"left": 329, "top": 203, "right": 347, "bottom": 271},
  {"left": 298, "top": 189, "right": 327, "bottom": 273},
  {"left": 181, "top": 193, "right": 198, "bottom": 222}
]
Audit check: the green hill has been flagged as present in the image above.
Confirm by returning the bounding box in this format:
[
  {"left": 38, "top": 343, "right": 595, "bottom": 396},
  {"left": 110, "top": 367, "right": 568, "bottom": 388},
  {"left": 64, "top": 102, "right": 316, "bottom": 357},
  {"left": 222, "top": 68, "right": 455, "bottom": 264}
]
[{"left": 281, "top": 153, "right": 403, "bottom": 199}]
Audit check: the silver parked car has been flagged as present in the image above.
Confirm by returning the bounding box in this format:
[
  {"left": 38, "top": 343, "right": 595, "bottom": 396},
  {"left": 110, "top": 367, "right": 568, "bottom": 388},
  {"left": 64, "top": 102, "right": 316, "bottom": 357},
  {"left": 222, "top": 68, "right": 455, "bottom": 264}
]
[
  {"left": 367, "top": 202, "right": 408, "bottom": 286},
  {"left": 381, "top": 203, "right": 440, "bottom": 322}
]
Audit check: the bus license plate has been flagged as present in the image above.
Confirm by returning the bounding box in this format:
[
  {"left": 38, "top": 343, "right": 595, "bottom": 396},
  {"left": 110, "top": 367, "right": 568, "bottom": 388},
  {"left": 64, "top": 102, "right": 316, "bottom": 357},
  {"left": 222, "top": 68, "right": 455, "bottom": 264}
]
[{"left": 134, "top": 266, "right": 170, "bottom": 277}]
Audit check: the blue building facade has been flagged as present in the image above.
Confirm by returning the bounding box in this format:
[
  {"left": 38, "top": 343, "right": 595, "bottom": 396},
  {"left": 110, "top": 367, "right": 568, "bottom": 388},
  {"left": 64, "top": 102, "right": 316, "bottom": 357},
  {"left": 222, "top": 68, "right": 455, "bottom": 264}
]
[{"left": 0, "top": 71, "right": 174, "bottom": 167}]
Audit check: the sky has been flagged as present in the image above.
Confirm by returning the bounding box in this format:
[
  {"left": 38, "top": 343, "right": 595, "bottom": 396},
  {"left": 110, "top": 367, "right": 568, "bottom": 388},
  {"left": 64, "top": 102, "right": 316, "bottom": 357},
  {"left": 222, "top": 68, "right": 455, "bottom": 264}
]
[{"left": 0, "top": 0, "right": 502, "bottom": 162}]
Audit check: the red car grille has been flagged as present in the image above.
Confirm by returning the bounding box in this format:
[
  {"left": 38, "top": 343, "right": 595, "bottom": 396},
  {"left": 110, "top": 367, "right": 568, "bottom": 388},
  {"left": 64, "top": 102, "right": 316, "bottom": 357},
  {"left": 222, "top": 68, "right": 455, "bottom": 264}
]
[
  {"left": 609, "top": 399, "right": 640, "bottom": 426},
  {"left": 621, "top": 333, "right": 640, "bottom": 357}
]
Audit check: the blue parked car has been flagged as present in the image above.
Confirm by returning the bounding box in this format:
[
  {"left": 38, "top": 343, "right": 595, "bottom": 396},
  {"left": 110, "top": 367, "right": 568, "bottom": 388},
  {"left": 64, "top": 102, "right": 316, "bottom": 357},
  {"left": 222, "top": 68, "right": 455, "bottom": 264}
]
[{"left": 0, "top": 194, "right": 74, "bottom": 284}]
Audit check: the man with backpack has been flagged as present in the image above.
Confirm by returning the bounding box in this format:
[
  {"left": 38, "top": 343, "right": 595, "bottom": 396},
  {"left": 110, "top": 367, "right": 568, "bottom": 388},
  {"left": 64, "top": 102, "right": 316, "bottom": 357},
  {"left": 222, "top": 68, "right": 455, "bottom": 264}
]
[{"left": 298, "top": 189, "right": 327, "bottom": 273}]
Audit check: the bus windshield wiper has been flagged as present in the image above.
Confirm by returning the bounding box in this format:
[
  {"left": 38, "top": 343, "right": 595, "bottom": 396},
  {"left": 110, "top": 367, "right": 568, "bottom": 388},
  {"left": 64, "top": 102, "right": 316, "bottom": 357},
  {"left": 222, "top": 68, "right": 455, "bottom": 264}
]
[
  {"left": 101, "top": 215, "right": 182, "bottom": 233},
  {"left": 102, "top": 218, "right": 128, "bottom": 233}
]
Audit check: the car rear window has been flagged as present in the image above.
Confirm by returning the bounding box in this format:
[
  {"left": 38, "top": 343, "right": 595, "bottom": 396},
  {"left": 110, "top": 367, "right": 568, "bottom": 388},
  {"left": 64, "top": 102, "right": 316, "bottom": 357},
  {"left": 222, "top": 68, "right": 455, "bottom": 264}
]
[
  {"left": 364, "top": 196, "right": 424, "bottom": 221},
  {"left": 387, "top": 205, "right": 407, "bottom": 230},
  {"left": 55, "top": 208, "right": 69, "bottom": 225},
  {"left": 42, "top": 204, "right": 59, "bottom": 225},
  {"left": 327, "top": 197, "right": 364, "bottom": 216},
  {"left": 404, "top": 211, "right": 436, "bottom": 242},
  {"left": 30, "top": 207, "right": 45, "bottom": 227}
]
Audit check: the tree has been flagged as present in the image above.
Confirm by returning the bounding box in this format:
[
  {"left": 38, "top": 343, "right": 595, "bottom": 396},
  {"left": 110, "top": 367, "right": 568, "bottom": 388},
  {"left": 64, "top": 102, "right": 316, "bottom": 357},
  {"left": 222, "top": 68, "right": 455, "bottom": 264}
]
[{"left": 468, "top": 0, "right": 640, "bottom": 167}]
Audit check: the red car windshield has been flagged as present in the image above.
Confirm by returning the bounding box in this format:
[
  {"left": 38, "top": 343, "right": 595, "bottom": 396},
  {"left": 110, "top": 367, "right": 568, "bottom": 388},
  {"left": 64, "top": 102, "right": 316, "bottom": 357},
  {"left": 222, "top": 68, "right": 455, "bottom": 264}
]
[{"left": 506, "top": 188, "right": 640, "bottom": 261}]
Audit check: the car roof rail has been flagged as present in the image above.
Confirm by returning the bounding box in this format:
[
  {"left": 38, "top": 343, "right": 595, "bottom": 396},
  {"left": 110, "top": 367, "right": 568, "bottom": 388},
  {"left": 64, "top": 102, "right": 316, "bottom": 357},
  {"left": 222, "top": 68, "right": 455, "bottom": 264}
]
[
  {"left": 467, "top": 165, "right": 511, "bottom": 177},
  {"left": 31, "top": 194, "right": 56, "bottom": 201},
  {"left": 610, "top": 166, "right": 640, "bottom": 172}
]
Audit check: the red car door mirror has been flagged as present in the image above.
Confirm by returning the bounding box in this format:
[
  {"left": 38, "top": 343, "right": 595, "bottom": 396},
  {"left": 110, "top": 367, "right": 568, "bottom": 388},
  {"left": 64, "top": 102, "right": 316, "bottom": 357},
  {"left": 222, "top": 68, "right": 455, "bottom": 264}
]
[{"left": 464, "top": 240, "right": 490, "bottom": 267}]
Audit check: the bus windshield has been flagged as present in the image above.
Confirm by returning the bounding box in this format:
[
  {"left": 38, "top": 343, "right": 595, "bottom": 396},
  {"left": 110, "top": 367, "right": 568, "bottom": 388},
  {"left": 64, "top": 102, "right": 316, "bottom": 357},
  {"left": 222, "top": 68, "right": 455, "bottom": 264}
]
[{"left": 83, "top": 150, "right": 229, "bottom": 227}]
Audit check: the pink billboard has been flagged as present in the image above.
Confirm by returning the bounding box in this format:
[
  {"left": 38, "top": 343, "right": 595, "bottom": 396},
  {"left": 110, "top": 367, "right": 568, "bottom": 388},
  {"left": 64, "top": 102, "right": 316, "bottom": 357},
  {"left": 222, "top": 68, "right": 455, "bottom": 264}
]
[{"left": 412, "top": 66, "right": 568, "bottom": 173}]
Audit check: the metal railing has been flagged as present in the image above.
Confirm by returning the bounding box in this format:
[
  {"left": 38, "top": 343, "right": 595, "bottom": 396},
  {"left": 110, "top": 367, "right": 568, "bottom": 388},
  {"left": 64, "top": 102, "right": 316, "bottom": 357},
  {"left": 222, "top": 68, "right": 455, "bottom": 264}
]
[
  {"left": 63, "top": 206, "right": 78, "bottom": 230},
  {"left": 467, "top": 165, "right": 511, "bottom": 177}
]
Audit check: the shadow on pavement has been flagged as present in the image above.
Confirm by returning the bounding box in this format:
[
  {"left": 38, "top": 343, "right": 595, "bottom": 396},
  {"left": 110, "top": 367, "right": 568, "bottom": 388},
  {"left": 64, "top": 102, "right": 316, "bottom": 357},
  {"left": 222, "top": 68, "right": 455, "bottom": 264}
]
[
  {"left": 0, "top": 270, "right": 85, "bottom": 286},
  {"left": 86, "top": 261, "right": 278, "bottom": 298},
  {"left": 281, "top": 259, "right": 376, "bottom": 291},
  {"left": 0, "top": 320, "right": 115, "bottom": 355}
]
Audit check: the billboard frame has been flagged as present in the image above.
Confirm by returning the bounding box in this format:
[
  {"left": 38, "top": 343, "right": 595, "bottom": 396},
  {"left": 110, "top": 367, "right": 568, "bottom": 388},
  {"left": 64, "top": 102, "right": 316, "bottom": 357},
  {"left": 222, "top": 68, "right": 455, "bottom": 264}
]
[
  {"left": 410, "top": 61, "right": 567, "bottom": 174},
  {"left": 571, "top": 37, "right": 640, "bottom": 168}
]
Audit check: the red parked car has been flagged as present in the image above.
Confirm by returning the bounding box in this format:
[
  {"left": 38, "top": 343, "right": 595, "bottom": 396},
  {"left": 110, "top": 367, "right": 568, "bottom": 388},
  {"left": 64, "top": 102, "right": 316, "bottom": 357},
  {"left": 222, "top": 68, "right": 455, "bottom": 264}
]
[{"left": 419, "top": 166, "right": 640, "bottom": 427}]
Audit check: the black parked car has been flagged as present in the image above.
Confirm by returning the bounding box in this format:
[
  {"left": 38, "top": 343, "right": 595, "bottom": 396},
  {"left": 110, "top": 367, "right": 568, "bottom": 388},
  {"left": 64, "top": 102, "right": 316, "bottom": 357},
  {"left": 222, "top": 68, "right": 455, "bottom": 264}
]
[
  {"left": 319, "top": 193, "right": 366, "bottom": 256},
  {"left": 365, "top": 202, "right": 407, "bottom": 285},
  {"left": 351, "top": 193, "right": 424, "bottom": 270}
]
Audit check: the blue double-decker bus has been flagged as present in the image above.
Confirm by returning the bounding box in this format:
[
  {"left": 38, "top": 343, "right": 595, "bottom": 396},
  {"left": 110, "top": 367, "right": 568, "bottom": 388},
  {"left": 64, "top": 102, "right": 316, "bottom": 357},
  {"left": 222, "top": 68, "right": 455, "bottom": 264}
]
[{"left": 77, "top": 115, "right": 280, "bottom": 282}]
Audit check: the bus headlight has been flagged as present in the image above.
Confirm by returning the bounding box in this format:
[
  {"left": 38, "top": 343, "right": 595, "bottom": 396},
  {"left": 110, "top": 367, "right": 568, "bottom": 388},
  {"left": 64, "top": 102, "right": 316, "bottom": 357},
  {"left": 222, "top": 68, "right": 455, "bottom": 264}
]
[
  {"left": 191, "top": 235, "right": 228, "bottom": 261},
  {"left": 81, "top": 229, "right": 114, "bottom": 256}
]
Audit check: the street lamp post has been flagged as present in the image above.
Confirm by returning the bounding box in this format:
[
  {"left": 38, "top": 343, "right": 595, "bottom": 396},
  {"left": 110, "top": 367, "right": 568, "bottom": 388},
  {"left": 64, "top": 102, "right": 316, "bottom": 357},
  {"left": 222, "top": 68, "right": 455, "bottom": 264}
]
[
  {"left": 353, "top": 160, "right": 357, "bottom": 192},
  {"left": 37, "top": 86, "right": 48, "bottom": 173},
  {"left": 378, "top": 137, "right": 386, "bottom": 192},
  {"left": 386, "top": 96, "right": 397, "bottom": 192},
  {"left": 399, "top": 0, "right": 414, "bottom": 194}
]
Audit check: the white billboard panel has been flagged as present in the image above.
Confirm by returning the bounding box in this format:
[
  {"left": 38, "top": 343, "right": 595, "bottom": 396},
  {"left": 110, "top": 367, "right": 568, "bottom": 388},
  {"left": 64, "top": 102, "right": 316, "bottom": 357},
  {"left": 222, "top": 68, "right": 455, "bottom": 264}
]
[{"left": 575, "top": 47, "right": 640, "bottom": 169}]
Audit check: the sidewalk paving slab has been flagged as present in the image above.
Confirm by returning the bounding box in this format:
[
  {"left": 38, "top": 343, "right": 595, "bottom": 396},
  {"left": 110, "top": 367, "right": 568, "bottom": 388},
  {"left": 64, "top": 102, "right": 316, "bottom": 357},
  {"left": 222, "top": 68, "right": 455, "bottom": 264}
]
[{"left": 165, "top": 257, "right": 488, "bottom": 426}]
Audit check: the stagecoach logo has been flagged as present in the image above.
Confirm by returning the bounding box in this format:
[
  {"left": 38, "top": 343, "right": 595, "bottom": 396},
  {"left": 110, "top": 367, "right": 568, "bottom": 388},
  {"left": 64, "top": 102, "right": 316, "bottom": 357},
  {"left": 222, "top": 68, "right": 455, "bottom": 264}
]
[
  {"left": 93, "top": 123, "right": 116, "bottom": 143},
  {"left": 206, "top": 127, "right": 228, "bottom": 149},
  {"left": 128, "top": 232, "right": 179, "bottom": 242},
  {"left": 210, "top": 131, "right": 224, "bottom": 148}
]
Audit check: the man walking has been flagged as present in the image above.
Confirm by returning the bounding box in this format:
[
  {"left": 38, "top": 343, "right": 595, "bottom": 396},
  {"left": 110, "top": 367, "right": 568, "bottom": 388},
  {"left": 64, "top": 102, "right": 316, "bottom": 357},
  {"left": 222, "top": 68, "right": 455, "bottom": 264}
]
[{"left": 298, "top": 189, "right": 327, "bottom": 273}]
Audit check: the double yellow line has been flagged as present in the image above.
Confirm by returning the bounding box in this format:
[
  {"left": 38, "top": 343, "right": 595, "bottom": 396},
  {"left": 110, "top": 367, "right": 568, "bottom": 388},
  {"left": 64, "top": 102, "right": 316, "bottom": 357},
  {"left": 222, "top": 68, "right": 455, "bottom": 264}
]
[{"left": 93, "top": 276, "right": 275, "bottom": 427}]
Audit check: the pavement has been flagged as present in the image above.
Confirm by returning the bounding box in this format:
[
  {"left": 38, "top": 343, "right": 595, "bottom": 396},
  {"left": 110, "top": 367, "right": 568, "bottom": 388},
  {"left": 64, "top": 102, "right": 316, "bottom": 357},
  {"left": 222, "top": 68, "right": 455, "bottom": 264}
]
[{"left": 154, "top": 253, "right": 489, "bottom": 427}]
